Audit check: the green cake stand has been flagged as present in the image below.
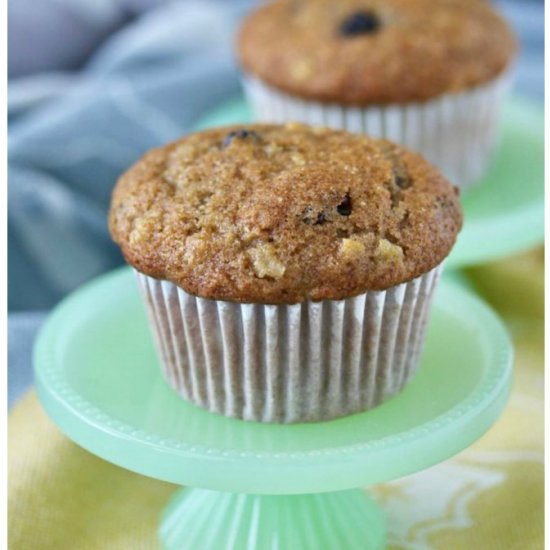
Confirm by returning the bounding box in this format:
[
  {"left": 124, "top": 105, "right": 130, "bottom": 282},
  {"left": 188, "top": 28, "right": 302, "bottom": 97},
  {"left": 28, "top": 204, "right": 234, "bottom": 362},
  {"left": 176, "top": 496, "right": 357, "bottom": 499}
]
[
  {"left": 196, "top": 96, "right": 544, "bottom": 269},
  {"left": 34, "top": 268, "right": 513, "bottom": 549}
]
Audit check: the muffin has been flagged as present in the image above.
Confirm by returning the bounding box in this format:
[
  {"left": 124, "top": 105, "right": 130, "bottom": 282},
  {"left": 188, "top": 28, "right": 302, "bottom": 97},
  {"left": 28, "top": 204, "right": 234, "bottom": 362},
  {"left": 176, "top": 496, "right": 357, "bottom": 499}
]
[
  {"left": 109, "top": 123, "right": 462, "bottom": 423},
  {"left": 237, "top": 0, "right": 517, "bottom": 188}
]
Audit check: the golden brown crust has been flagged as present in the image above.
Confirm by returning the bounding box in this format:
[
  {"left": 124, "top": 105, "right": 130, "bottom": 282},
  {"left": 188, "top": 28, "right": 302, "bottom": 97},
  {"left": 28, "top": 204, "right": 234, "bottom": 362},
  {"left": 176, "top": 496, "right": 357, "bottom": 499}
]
[
  {"left": 237, "top": 0, "right": 517, "bottom": 105},
  {"left": 109, "top": 124, "right": 462, "bottom": 303}
]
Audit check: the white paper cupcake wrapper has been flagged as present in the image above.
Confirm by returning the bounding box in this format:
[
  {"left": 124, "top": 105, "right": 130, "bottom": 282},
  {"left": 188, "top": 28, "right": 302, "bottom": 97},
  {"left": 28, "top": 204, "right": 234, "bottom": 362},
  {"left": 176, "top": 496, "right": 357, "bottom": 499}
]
[
  {"left": 135, "top": 264, "right": 443, "bottom": 424},
  {"left": 243, "top": 73, "right": 512, "bottom": 188}
]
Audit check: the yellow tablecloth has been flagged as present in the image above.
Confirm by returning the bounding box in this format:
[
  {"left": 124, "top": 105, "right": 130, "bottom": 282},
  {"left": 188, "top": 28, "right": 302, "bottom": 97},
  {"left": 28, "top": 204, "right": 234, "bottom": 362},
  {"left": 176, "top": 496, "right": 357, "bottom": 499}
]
[{"left": 9, "top": 249, "right": 544, "bottom": 550}]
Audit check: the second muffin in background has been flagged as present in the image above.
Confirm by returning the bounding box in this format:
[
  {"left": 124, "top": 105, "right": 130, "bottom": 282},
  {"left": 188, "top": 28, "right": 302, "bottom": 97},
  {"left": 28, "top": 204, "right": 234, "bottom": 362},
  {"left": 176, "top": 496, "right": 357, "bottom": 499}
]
[
  {"left": 238, "top": 0, "right": 517, "bottom": 188},
  {"left": 109, "top": 123, "right": 462, "bottom": 423}
]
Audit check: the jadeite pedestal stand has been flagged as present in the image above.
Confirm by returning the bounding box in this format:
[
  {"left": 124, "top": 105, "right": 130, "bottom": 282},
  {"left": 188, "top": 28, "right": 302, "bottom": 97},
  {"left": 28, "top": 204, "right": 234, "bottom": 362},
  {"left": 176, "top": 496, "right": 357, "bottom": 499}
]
[{"left": 34, "top": 269, "right": 513, "bottom": 549}]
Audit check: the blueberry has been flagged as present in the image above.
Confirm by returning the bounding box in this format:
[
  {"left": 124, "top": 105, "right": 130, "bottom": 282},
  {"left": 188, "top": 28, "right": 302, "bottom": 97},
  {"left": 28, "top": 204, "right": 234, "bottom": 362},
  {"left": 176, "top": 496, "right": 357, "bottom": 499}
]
[
  {"left": 395, "top": 173, "right": 411, "bottom": 189},
  {"left": 340, "top": 11, "right": 381, "bottom": 36},
  {"left": 302, "top": 207, "right": 328, "bottom": 225},
  {"left": 223, "top": 129, "right": 260, "bottom": 148},
  {"left": 315, "top": 212, "right": 328, "bottom": 225},
  {"left": 336, "top": 193, "right": 352, "bottom": 216}
]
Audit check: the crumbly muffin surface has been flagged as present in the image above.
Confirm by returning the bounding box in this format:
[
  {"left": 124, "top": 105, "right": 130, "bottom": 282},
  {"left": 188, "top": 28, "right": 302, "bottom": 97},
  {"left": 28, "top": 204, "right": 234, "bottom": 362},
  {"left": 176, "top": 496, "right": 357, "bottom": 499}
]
[
  {"left": 110, "top": 124, "right": 462, "bottom": 303},
  {"left": 238, "top": 0, "right": 517, "bottom": 105}
]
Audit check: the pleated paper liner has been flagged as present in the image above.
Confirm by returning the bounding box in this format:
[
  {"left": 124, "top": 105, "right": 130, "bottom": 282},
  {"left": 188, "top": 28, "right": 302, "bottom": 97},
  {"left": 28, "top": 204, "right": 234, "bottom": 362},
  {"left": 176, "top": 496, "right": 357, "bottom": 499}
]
[{"left": 136, "top": 264, "right": 442, "bottom": 424}]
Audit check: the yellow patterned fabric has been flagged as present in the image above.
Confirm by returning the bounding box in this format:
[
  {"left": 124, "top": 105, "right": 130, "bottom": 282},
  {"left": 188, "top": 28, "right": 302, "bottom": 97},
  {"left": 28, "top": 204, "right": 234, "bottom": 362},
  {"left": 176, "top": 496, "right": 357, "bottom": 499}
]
[{"left": 9, "top": 249, "right": 543, "bottom": 550}]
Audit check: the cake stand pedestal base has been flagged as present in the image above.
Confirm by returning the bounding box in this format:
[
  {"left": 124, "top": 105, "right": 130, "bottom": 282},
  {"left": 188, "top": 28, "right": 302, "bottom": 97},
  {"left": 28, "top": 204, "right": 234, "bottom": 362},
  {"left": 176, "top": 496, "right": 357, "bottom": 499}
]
[{"left": 161, "top": 488, "right": 385, "bottom": 549}]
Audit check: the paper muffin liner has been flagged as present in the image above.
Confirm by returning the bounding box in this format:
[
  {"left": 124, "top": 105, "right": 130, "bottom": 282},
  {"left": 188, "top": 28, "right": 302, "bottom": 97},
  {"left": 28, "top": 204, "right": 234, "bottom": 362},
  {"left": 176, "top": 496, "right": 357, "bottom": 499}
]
[
  {"left": 242, "top": 72, "right": 512, "bottom": 188},
  {"left": 135, "top": 263, "right": 443, "bottom": 424}
]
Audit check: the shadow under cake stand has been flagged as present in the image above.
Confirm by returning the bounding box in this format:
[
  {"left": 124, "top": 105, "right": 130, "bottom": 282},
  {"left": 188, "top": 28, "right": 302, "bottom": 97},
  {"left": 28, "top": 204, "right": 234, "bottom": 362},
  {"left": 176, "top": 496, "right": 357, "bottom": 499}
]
[{"left": 34, "top": 268, "right": 513, "bottom": 549}]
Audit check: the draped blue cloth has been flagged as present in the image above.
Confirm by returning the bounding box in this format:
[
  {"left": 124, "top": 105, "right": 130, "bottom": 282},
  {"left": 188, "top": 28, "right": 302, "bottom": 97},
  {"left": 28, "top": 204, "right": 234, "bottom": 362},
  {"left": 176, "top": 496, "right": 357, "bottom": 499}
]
[{"left": 9, "top": 0, "right": 255, "bottom": 310}]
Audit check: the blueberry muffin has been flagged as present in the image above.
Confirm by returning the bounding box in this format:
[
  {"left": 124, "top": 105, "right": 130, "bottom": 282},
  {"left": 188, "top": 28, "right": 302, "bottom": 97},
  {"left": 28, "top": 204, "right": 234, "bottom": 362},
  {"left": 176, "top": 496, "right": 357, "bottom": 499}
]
[
  {"left": 237, "top": 0, "right": 517, "bottom": 187},
  {"left": 110, "top": 123, "right": 462, "bottom": 423}
]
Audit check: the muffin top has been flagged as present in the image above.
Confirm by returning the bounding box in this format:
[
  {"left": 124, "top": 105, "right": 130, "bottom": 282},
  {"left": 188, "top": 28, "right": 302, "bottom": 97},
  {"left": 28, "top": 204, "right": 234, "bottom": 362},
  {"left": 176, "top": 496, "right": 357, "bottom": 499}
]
[
  {"left": 237, "top": 0, "right": 517, "bottom": 105},
  {"left": 109, "top": 123, "right": 462, "bottom": 304}
]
